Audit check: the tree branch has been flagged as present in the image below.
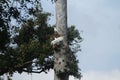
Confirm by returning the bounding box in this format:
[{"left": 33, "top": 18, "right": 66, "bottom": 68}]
[{"left": 22, "top": 69, "right": 45, "bottom": 73}]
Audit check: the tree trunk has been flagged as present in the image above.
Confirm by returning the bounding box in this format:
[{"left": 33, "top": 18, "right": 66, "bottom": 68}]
[{"left": 54, "top": 0, "right": 69, "bottom": 80}]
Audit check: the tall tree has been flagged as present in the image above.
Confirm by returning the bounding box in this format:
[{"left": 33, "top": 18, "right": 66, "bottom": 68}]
[
  {"left": 53, "top": 0, "right": 82, "bottom": 80},
  {"left": 53, "top": 0, "right": 69, "bottom": 80}
]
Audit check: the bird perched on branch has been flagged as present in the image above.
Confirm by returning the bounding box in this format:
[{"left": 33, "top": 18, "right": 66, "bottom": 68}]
[{"left": 51, "top": 27, "right": 64, "bottom": 49}]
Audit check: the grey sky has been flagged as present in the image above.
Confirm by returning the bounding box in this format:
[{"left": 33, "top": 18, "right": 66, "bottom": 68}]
[{"left": 66, "top": 0, "right": 120, "bottom": 72}]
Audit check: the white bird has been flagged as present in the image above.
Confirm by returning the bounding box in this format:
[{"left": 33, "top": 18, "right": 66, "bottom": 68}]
[
  {"left": 54, "top": 27, "right": 58, "bottom": 32},
  {"left": 34, "top": 25, "right": 39, "bottom": 30},
  {"left": 51, "top": 36, "right": 64, "bottom": 45}
]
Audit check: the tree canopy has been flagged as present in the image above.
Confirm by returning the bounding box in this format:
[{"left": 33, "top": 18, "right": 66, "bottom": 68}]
[{"left": 0, "top": 0, "right": 82, "bottom": 79}]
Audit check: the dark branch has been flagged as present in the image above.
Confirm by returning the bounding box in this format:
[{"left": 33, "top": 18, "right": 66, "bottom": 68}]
[{"left": 22, "top": 69, "right": 47, "bottom": 74}]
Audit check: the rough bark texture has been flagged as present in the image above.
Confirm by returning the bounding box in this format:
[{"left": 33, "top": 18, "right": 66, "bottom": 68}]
[{"left": 54, "top": 0, "right": 69, "bottom": 80}]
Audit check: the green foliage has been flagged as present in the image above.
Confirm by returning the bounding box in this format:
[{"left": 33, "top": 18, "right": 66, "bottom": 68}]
[
  {"left": 13, "top": 13, "right": 54, "bottom": 73},
  {"left": 64, "top": 26, "right": 82, "bottom": 79},
  {"left": 0, "top": 19, "right": 10, "bottom": 52},
  {"left": 67, "top": 49, "right": 81, "bottom": 79},
  {"left": 0, "top": 0, "right": 51, "bottom": 75},
  {"left": 0, "top": 5, "right": 10, "bottom": 52},
  {"left": 68, "top": 25, "right": 82, "bottom": 44}
]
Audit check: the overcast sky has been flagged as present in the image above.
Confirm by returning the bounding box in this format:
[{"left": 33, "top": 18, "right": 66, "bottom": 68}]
[
  {"left": 68, "top": 0, "right": 120, "bottom": 71},
  {"left": 9, "top": 0, "right": 120, "bottom": 80}
]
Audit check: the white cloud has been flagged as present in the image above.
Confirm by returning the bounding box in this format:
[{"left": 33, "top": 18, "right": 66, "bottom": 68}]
[
  {"left": 13, "top": 70, "right": 120, "bottom": 80},
  {"left": 7, "top": 70, "right": 119, "bottom": 80},
  {"left": 4, "top": 70, "right": 54, "bottom": 80},
  {"left": 81, "top": 70, "right": 120, "bottom": 80}
]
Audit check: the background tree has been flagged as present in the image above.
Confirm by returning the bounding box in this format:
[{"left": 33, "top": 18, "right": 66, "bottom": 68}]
[
  {"left": 0, "top": 0, "right": 82, "bottom": 80},
  {"left": 0, "top": 0, "right": 10, "bottom": 52},
  {"left": 0, "top": 0, "right": 54, "bottom": 75}
]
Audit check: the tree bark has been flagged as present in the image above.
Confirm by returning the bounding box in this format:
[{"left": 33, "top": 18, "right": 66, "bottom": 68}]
[{"left": 54, "top": 0, "right": 69, "bottom": 80}]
